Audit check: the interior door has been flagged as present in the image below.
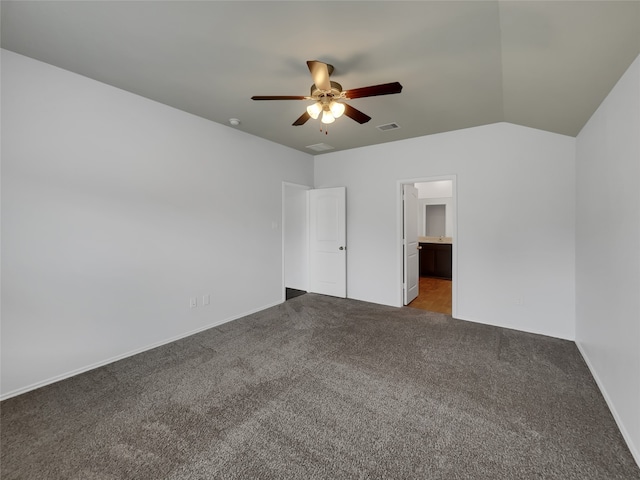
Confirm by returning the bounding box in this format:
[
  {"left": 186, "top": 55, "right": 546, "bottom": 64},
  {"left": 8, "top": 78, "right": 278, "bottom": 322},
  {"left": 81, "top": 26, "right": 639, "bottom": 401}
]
[
  {"left": 309, "top": 187, "right": 346, "bottom": 298},
  {"left": 403, "top": 184, "right": 419, "bottom": 305}
]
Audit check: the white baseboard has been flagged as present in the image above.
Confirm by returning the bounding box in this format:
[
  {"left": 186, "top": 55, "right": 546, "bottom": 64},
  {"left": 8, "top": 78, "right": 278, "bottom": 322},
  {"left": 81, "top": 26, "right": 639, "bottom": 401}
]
[
  {"left": 576, "top": 341, "right": 640, "bottom": 468},
  {"left": 0, "top": 300, "right": 283, "bottom": 401},
  {"left": 453, "top": 312, "right": 575, "bottom": 341}
]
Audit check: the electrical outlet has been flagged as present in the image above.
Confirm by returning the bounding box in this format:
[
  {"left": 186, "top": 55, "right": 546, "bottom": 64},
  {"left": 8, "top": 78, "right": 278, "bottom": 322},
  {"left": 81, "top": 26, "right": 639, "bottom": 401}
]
[
  {"left": 203, "top": 294, "right": 210, "bottom": 306},
  {"left": 190, "top": 297, "right": 197, "bottom": 308}
]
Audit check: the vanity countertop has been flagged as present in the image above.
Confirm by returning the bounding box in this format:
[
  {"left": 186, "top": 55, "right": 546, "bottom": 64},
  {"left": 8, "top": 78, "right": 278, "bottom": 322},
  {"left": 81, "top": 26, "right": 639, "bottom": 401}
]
[{"left": 419, "top": 236, "right": 453, "bottom": 244}]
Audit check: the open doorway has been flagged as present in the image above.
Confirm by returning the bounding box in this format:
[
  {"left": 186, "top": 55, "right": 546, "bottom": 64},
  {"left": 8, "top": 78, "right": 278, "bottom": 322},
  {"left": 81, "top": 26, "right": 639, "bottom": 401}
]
[
  {"left": 282, "top": 182, "right": 311, "bottom": 302},
  {"left": 282, "top": 183, "right": 347, "bottom": 302},
  {"left": 398, "top": 176, "right": 457, "bottom": 316}
]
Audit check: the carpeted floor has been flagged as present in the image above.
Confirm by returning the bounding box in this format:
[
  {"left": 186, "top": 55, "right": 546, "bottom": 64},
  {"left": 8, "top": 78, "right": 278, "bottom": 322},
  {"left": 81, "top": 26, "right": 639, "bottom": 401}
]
[{"left": 2, "top": 294, "right": 639, "bottom": 479}]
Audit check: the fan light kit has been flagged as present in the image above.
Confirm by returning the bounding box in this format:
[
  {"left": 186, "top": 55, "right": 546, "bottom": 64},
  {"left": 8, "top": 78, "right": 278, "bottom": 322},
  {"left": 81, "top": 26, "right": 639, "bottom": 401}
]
[
  {"left": 306, "top": 96, "right": 346, "bottom": 124},
  {"left": 251, "top": 60, "right": 402, "bottom": 129}
]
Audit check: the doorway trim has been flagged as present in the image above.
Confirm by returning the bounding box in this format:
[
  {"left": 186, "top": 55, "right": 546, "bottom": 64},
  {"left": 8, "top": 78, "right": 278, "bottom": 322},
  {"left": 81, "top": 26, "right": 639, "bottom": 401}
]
[{"left": 396, "top": 175, "right": 457, "bottom": 316}]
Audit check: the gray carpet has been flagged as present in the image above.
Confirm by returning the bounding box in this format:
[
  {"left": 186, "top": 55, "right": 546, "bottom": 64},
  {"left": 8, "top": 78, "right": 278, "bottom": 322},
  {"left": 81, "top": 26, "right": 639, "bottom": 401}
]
[{"left": 2, "top": 294, "right": 639, "bottom": 479}]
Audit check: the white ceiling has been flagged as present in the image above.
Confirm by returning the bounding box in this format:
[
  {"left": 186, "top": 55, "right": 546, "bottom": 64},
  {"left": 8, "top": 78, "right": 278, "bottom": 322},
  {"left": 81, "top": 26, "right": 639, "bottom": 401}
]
[{"left": 2, "top": 1, "right": 639, "bottom": 155}]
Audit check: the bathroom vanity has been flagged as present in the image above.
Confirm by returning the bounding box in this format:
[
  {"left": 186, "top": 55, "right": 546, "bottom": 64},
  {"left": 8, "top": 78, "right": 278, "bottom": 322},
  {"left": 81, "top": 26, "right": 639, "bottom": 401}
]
[{"left": 419, "top": 237, "right": 452, "bottom": 280}]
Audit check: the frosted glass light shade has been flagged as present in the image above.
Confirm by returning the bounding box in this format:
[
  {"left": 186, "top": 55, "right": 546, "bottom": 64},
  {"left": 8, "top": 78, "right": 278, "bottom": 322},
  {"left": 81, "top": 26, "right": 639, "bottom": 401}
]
[
  {"left": 330, "top": 101, "right": 345, "bottom": 118},
  {"left": 321, "top": 110, "right": 335, "bottom": 124},
  {"left": 306, "top": 102, "right": 322, "bottom": 119}
]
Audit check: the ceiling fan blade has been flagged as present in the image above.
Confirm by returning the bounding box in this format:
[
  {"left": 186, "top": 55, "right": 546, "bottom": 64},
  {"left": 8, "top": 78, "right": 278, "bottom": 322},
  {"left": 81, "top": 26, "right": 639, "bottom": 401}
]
[
  {"left": 343, "top": 103, "right": 371, "bottom": 124},
  {"left": 251, "top": 95, "right": 309, "bottom": 100},
  {"left": 307, "top": 60, "right": 332, "bottom": 92},
  {"left": 292, "top": 111, "right": 311, "bottom": 126},
  {"left": 344, "top": 82, "right": 403, "bottom": 99}
]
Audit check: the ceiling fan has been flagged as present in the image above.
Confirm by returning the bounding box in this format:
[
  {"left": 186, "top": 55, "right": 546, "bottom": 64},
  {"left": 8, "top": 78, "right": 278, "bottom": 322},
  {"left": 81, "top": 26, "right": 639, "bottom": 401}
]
[{"left": 251, "top": 60, "right": 403, "bottom": 126}]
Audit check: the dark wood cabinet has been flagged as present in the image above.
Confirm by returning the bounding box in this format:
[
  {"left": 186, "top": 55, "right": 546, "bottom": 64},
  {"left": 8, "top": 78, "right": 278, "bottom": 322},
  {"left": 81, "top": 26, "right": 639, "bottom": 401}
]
[{"left": 419, "top": 243, "right": 452, "bottom": 279}]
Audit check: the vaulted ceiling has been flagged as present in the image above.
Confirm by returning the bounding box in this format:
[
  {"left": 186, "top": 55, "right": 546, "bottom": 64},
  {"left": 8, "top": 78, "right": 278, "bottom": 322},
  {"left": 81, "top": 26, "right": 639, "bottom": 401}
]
[{"left": 2, "top": 1, "right": 639, "bottom": 154}]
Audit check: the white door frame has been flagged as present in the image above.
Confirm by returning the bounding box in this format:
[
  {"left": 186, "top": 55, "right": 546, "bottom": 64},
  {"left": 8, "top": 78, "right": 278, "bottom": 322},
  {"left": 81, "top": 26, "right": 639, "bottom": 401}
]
[
  {"left": 282, "top": 182, "right": 312, "bottom": 303},
  {"left": 403, "top": 184, "right": 420, "bottom": 305},
  {"left": 396, "top": 175, "right": 457, "bottom": 316}
]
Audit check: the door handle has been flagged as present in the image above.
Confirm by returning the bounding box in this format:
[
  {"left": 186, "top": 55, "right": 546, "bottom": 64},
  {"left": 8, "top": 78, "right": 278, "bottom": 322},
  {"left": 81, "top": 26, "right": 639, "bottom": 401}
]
[
  {"left": 339, "top": 246, "right": 345, "bottom": 250},
  {"left": 417, "top": 246, "right": 422, "bottom": 250}
]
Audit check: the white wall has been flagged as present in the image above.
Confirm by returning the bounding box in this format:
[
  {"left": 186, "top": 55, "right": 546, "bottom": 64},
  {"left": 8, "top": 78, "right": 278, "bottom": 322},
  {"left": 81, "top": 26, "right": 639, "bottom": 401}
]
[
  {"left": 575, "top": 55, "right": 640, "bottom": 465},
  {"left": 283, "top": 183, "right": 309, "bottom": 291},
  {"left": 315, "top": 122, "right": 576, "bottom": 340},
  {"left": 0, "top": 50, "right": 314, "bottom": 398}
]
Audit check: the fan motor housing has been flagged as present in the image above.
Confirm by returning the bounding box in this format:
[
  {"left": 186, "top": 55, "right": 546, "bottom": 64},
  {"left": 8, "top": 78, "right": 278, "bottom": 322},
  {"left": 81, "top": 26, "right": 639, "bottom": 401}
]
[{"left": 310, "top": 81, "right": 343, "bottom": 99}]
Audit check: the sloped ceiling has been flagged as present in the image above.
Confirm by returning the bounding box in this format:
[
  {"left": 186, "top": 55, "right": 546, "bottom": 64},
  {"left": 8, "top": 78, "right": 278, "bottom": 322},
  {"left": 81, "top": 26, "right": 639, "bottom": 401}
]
[{"left": 2, "top": 1, "right": 639, "bottom": 154}]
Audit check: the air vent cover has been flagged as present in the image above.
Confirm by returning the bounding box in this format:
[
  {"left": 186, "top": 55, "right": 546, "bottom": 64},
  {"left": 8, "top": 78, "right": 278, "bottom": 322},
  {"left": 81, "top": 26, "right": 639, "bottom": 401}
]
[
  {"left": 377, "top": 122, "right": 400, "bottom": 132},
  {"left": 306, "top": 143, "right": 335, "bottom": 152}
]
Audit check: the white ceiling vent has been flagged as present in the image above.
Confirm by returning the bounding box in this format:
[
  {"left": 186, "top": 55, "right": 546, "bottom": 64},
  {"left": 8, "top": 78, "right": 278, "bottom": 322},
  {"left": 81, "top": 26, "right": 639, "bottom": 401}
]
[
  {"left": 377, "top": 122, "right": 400, "bottom": 132},
  {"left": 306, "top": 143, "right": 335, "bottom": 152}
]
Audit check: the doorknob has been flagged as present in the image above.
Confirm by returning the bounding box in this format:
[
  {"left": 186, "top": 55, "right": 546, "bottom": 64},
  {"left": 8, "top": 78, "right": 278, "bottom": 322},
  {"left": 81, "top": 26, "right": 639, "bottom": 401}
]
[
  {"left": 339, "top": 246, "right": 345, "bottom": 250},
  {"left": 417, "top": 246, "right": 422, "bottom": 250}
]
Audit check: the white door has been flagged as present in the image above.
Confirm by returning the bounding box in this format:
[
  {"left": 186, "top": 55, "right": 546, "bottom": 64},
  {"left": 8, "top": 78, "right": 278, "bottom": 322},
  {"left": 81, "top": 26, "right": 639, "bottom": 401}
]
[
  {"left": 403, "top": 184, "right": 419, "bottom": 305},
  {"left": 309, "top": 187, "right": 346, "bottom": 298}
]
